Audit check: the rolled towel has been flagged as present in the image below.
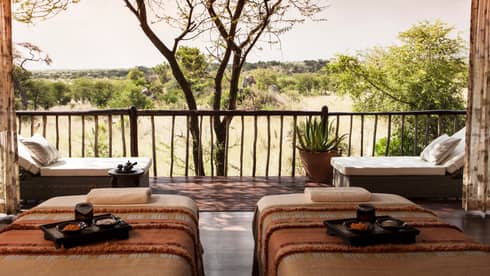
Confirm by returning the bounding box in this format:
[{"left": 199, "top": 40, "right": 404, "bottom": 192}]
[
  {"left": 305, "top": 187, "right": 371, "bottom": 202},
  {"left": 87, "top": 188, "right": 152, "bottom": 205}
]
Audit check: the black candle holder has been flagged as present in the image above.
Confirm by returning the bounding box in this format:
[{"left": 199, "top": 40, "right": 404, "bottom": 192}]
[
  {"left": 356, "top": 204, "right": 376, "bottom": 223},
  {"left": 75, "top": 202, "right": 93, "bottom": 226},
  {"left": 116, "top": 160, "right": 138, "bottom": 173}
]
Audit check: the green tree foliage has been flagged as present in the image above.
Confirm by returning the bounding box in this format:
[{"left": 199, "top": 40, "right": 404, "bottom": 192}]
[
  {"left": 13, "top": 64, "right": 72, "bottom": 110},
  {"left": 92, "top": 80, "right": 117, "bottom": 107},
  {"left": 152, "top": 64, "right": 172, "bottom": 84},
  {"left": 71, "top": 78, "right": 119, "bottom": 107},
  {"left": 326, "top": 21, "right": 468, "bottom": 156},
  {"left": 252, "top": 69, "right": 279, "bottom": 91},
  {"left": 12, "top": 65, "right": 32, "bottom": 109},
  {"left": 71, "top": 78, "right": 94, "bottom": 103},
  {"left": 50, "top": 81, "right": 71, "bottom": 105},
  {"left": 176, "top": 47, "right": 208, "bottom": 81},
  {"left": 175, "top": 47, "right": 211, "bottom": 94},
  {"left": 277, "top": 75, "right": 297, "bottom": 91},
  {"left": 326, "top": 20, "right": 467, "bottom": 112},
  {"left": 24, "top": 79, "right": 55, "bottom": 109},
  {"left": 107, "top": 81, "right": 153, "bottom": 109},
  {"left": 25, "top": 58, "right": 333, "bottom": 111},
  {"left": 71, "top": 78, "right": 152, "bottom": 109},
  {"left": 22, "top": 79, "right": 71, "bottom": 110},
  {"left": 295, "top": 73, "right": 321, "bottom": 95},
  {"left": 127, "top": 68, "right": 146, "bottom": 86}
]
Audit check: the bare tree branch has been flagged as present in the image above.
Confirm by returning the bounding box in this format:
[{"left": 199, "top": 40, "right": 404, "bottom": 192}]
[
  {"left": 14, "top": 42, "right": 52, "bottom": 69},
  {"left": 13, "top": 0, "right": 79, "bottom": 23},
  {"left": 172, "top": 0, "right": 197, "bottom": 52}
]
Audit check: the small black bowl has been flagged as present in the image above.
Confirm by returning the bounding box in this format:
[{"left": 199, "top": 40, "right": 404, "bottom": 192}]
[
  {"left": 116, "top": 169, "right": 137, "bottom": 174},
  {"left": 376, "top": 218, "right": 407, "bottom": 231},
  {"left": 93, "top": 216, "right": 121, "bottom": 228},
  {"left": 56, "top": 221, "right": 87, "bottom": 234}
]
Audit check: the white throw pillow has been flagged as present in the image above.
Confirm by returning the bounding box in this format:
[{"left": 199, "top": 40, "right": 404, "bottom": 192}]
[
  {"left": 427, "top": 137, "right": 461, "bottom": 164},
  {"left": 420, "top": 134, "right": 449, "bottom": 161},
  {"left": 17, "top": 137, "right": 42, "bottom": 174},
  {"left": 441, "top": 128, "right": 466, "bottom": 174},
  {"left": 20, "top": 134, "right": 60, "bottom": 166}
]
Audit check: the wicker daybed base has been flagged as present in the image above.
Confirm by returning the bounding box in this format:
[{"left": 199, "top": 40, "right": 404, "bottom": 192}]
[
  {"left": 333, "top": 169, "right": 462, "bottom": 199},
  {"left": 20, "top": 169, "right": 150, "bottom": 203}
]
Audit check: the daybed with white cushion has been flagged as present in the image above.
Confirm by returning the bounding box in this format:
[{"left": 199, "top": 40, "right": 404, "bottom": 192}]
[
  {"left": 331, "top": 128, "right": 465, "bottom": 198},
  {"left": 18, "top": 135, "right": 152, "bottom": 202}
]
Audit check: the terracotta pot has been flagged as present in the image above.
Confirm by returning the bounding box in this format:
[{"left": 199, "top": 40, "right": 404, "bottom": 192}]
[{"left": 299, "top": 150, "right": 339, "bottom": 183}]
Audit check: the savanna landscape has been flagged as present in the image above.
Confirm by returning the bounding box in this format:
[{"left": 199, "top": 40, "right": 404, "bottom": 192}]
[{"left": 14, "top": 20, "right": 468, "bottom": 176}]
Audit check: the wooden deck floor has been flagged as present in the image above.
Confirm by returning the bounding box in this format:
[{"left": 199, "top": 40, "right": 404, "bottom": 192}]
[{"left": 151, "top": 176, "right": 323, "bottom": 211}]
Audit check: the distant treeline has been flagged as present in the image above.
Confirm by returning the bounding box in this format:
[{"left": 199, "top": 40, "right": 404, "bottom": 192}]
[
  {"left": 16, "top": 57, "right": 332, "bottom": 111},
  {"left": 32, "top": 60, "right": 329, "bottom": 80}
]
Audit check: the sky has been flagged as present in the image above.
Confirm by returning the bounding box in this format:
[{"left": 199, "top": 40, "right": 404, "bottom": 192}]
[{"left": 12, "top": 0, "right": 471, "bottom": 70}]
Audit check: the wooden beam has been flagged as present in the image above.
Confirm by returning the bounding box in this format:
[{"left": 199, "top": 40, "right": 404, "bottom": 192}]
[{"left": 464, "top": 0, "right": 490, "bottom": 214}]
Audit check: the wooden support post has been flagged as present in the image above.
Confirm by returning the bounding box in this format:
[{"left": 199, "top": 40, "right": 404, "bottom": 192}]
[
  {"left": 0, "top": 0, "right": 19, "bottom": 214},
  {"left": 464, "top": 0, "right": 490, "bottom": 214}
]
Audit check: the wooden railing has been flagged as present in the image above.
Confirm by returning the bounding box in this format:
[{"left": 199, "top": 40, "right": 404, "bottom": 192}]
[{"left": 16, "top": 107, "right": 466, "bottom": 177}]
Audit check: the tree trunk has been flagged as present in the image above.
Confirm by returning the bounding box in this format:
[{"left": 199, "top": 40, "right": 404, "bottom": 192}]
[
  {"left": 212, "top": 53, "right": 243, "bottom": 176},
  {"left": 169, "top": 64, "right": 205, "bottom": 176},
  {"left": 213, "top": 119, "right": 227, "bottom": 176},
  {"left": 125, "top": 0, "right": 205, "bottom": 176},
  {"left": 189, "top": 114, "right": 204, "bottom": 176},
  {"left": 212, "top": 44, "right": 232, "bottom": 176}
]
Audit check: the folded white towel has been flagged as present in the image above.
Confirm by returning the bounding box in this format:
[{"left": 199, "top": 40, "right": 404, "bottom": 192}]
[
  {"left": 304, "top": 187, "right": 371, "bottom": 202},
  {"left": 87, "top": 188, "right": 152, "bottom": 205}
]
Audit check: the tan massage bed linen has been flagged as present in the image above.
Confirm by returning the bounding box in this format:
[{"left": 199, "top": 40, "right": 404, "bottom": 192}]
[
  {"left": 0, "top": 194, "right": 203, "bottom": 276},
  {"left": 253, "top": 193, "right": 490, "bottom": 276}
]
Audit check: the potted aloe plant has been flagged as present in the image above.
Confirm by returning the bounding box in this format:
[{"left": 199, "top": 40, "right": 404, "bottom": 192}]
[{"left": 296, "top": 117, "right": 347, "bottom": 183}]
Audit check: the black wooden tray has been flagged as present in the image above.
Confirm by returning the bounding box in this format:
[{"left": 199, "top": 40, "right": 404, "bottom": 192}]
[
  {"left": 324, "top": 216, "right": 420, "bottom": 246},
  {"left": 40, "top": 214, "right": 132, "bottom": 249}
]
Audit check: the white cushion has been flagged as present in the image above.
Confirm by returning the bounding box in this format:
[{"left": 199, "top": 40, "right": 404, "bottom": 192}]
[
  {"left": 20, "top": 134, "right": 59, "bottom": 166},
  {"left": 17, "top": 138, "right": 41, "bottom": 175},
  {"left": 87, "top": 188, "right": 152, "bottom": 204},
  {"left": 420, "top": 134, "right": 449, "bottom": 161},
  {"left": 304, "top": 187, "right": 371, "bottom": 202},
  {"left": 331, "top": 156, "right": 446, "bottom": 176},
  {"left": 441, "top": 127, "right": 466, "bottom": 174},
  {"left": 40, "top": 157, "right": 152, "bottom": 176},
  {"left": 426, "top": 137, "right": 461, "bottom": 164}
]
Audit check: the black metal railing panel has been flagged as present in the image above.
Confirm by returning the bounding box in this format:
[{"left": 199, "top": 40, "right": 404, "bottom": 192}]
[{"left": 16, "top": 108, "right": 466, "bottom": 177}]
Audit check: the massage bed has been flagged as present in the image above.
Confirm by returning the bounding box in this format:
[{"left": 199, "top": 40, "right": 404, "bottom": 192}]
[
  {"left": 0, "top": 193, "right": 203, "bottom": 276},
  {"left": 253, "top": 191, "right": 490, "bottom": 276}
]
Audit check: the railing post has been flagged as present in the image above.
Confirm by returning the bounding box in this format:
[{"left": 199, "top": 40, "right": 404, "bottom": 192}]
[
  {"left": 321, "top": 105, "right": 329, "bottom": 139},
  {"left": 129, "top": 106, "right": 139, "bottom": 157},
  {"left": 321, "top": 105, "right": 329, "bottom": 121}
]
